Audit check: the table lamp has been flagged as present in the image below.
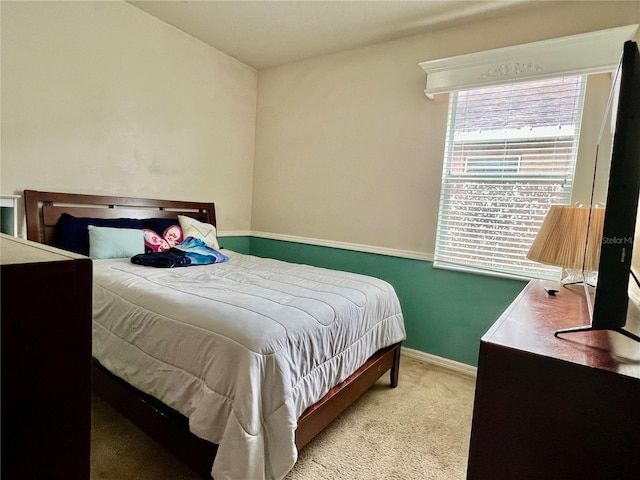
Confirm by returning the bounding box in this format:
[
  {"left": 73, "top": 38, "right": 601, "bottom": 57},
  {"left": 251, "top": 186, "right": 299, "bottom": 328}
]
[{"left": 527, "top": 205, "right": 605, "bottom": 286}]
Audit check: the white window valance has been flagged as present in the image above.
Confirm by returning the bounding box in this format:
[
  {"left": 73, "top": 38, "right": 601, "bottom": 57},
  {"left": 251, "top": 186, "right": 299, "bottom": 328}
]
[{"left": 419, "top": 25, "right": 638, "bottom": 98}]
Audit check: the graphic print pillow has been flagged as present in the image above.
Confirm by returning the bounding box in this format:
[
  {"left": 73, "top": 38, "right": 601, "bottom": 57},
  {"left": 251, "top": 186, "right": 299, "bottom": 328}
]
[{"left": 142, "top": 225, "right": 183, "bottom": 252}]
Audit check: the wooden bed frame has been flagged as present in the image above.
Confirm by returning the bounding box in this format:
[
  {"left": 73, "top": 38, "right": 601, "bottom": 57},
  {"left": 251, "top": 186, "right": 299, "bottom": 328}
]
[{"left": 24, "top": 189, "right": 402, "bottom": 478}]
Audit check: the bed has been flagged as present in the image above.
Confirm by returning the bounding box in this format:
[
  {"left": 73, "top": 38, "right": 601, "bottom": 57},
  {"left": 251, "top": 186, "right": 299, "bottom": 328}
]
[{"left": 24, "top": 189, "right": 406, "bottom": 480}]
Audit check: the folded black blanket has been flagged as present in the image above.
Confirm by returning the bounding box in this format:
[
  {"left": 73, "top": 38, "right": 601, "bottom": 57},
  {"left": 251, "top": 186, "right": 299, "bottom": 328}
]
[
  {"left": 131, "top": 238, "right": 229, "bottom": 268},
  {"left": 131, "top": 249, "right": 191, "bottom": 268}
]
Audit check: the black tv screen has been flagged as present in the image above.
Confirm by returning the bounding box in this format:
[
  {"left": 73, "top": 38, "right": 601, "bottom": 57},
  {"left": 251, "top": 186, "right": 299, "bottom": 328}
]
[{"left": 586, "top": 40, "right": 640, "bottom": 340}]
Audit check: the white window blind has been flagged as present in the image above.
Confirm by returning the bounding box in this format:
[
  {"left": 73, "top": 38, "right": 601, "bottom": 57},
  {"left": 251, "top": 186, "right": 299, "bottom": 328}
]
[{"left": 434, "top": 75, "right": 586, "bottom": 279}]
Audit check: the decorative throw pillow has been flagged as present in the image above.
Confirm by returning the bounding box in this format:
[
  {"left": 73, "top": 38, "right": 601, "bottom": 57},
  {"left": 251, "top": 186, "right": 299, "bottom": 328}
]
[
  {"left": 88, "top": 226, "right": 145, "bottom": 259},
  {"left": 142, "top": 225, "right": 184, "bottom": 253},
  {"left": 178, "top": 215, "right": 220, "bottom": 250}
]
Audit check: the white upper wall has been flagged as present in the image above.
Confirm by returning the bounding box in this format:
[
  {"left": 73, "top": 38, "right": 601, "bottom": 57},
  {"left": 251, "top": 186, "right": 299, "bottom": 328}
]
[
  {"left": 1, "top": 1, "right": 257, "bottom": 235},
  {"left": 252, "top": 1, "right": 640, "bottom": 257},
  {"left": 2, "top": 1, "right": 639, "bottom": 250}
]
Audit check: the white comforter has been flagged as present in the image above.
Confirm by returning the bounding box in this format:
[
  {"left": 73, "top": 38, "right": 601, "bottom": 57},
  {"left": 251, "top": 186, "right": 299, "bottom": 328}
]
[{"left": 92, "top": 250, "right": 406, "bottom": 480}]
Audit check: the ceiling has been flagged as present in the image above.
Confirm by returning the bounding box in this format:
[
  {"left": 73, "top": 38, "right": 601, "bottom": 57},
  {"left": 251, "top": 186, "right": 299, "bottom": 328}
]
[{"left": 128, "top": 0, "right": 537, "bottom": 70}]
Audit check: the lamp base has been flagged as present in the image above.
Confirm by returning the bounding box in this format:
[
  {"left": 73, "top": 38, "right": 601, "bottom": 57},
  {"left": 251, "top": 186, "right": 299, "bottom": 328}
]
[{"left": 561, "top": 268, "right": 598, "bottom": 288}]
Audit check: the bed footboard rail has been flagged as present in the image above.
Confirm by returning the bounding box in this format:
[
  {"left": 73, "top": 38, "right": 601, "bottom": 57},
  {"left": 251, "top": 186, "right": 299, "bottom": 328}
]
[
  {"left": 92, "top": 360, "right": 218, "bottom": 478},
  {"left": 93, "top": 342, "right": 402, "bottom": 476},
  {"left": 295, "top": 342, "right": 402, "bottom": 450}
]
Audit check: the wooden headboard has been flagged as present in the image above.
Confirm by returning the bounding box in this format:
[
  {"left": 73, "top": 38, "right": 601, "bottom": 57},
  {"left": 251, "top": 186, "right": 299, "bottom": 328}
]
[{"left": 24, "top": 190, "right": 216, "bottom": 246}]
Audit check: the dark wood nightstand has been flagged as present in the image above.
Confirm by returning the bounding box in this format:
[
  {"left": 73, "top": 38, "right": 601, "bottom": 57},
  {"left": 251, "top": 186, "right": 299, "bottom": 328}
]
[
  {"left": 1, "top": 234, "right": 92, "bottom": 479},
  {"left": 467, "top": 279, "right": 640, "bottom": 480}
]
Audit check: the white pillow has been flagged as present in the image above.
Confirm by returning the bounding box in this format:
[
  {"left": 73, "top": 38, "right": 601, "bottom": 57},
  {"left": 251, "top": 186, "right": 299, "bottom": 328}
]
[
  {"left": 178, "top": 215, "right": 220, "bottom": 250},
  {"left": 88, "top": 226, "right": 145, "bottom": 259}
]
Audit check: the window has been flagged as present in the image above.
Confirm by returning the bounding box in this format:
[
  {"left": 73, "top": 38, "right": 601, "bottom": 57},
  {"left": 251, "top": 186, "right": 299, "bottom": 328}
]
[{"left": 434, "top": 75, "right": 586, "bottom": 279}]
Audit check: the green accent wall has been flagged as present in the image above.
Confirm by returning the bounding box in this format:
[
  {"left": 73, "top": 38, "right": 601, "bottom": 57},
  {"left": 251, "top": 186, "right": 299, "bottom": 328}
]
[
  {"left": 248, "top": 236, "right": 527, "bottom": 367},
  {"left": 219, "top": 236, "right": 251, "bottom": 254}
]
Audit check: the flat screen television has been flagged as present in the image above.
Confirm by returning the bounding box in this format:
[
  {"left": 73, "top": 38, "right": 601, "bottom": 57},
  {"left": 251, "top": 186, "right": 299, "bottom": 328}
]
[{"left": 556, "top": 40, "right": 640, "bottom": 342}]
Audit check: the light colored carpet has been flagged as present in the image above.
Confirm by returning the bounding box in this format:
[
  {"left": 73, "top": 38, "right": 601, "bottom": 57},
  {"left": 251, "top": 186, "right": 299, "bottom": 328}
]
[{"left": 91, "top": 356, "right": 476, "bottom": 479}]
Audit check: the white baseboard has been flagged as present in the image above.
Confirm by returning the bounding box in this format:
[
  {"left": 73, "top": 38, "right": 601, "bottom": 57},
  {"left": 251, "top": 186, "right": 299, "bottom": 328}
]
[
  {"left": 216, "top": 230, "right": 435, "bottom": 262},
  {"left": 251, "top": 231, "right": 434, "bottom": 262},
  {"left": 401, "top": 346, "right": 477, "bottom": 378},
  {"left": 217, "top": 230, "right": 252, "bottom": 238}
]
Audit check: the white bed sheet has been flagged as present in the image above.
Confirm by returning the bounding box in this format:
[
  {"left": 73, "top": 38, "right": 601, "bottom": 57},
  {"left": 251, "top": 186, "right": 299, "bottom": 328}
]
[{"left": 92, "top": 250, "right": 406, "bottom": 480}]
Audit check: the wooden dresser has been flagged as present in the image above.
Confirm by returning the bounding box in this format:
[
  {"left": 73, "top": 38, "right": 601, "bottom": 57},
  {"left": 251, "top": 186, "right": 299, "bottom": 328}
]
[
  {"left": 1, "top": 234, "right": 92, "bottom": 479},
  {"left": 467, "top": 279, "right": 640, "bottom": 480}
]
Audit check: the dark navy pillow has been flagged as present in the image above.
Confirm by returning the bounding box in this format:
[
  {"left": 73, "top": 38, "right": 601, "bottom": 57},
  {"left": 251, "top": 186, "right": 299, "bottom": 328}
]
[
  {"left": 143, "top": 218, "right": 180, "bottom": 234},
  {"left": 54, "top": 213, "right": 144, "bottom": 256}
]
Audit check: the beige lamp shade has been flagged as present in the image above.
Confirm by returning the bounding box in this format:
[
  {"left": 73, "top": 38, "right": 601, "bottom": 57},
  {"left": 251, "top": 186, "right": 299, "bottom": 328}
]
[{"left": 527, "top": 205, "right": 605, "bottom": 271}]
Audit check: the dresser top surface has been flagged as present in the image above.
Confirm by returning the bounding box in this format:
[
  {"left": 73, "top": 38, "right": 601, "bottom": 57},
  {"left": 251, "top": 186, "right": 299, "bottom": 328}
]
[
  {"left": 0, "top": 233, "right": 89, "bottom": 266},
  {"left": 483, "top": 279, "right": 640, "bottom": 379}
]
